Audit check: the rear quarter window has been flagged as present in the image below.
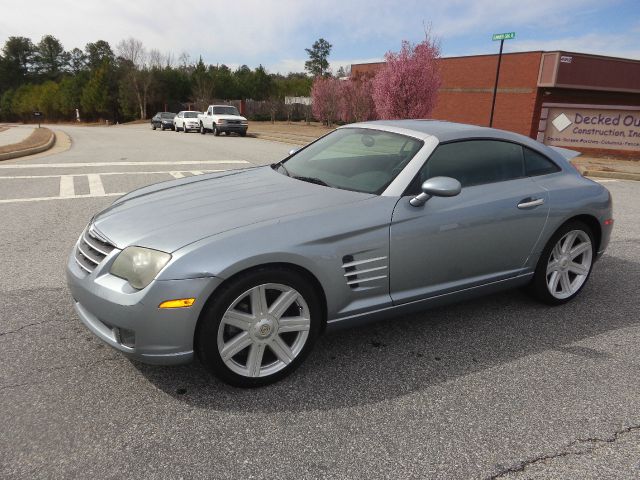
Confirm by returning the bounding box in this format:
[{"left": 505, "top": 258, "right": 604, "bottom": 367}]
[{"left": 524, "top": 148, "right": 561, "bottom": 176}]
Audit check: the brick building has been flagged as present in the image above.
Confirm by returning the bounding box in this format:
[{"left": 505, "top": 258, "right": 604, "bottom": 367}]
[{"left": 351, "top": 51, "right": 640, "bottom": 155}]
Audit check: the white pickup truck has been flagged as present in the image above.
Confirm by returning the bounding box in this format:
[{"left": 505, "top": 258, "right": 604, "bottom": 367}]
[{"left": 198, "top": 105, "right": 248, "bottom": 136}]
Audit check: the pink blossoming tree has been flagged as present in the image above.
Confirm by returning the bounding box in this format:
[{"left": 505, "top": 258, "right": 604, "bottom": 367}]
[
  {"left": 311, "top": 76, "right": 341, "bottom": 126},
  {"left": 372, "top": 36, "right": 441, "bottom": 119},
  {"left": 339, "top": 77, "right": 376, "bottom": 123}
]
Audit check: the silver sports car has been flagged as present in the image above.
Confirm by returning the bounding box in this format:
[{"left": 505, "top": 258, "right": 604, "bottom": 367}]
[{"left": 67, "top": 120, "right": 613, "bottom": 387}]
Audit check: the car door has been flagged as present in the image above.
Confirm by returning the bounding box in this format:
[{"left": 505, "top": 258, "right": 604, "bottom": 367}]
[{"left": 389, "top": 139, "right": 550, "bottom": 304}]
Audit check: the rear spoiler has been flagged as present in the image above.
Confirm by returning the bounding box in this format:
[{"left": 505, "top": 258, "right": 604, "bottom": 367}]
[{"left": 549, "top": 146, "right": 581, "bottom": 161}]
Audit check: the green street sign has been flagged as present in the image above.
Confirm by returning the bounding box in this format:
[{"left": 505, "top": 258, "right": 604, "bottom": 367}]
[{"left": 493, "top": 32, "right": 515, "bottom": 41}]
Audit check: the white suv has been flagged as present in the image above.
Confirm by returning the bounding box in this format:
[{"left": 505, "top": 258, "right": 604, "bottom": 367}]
[{"left": 198, "top": 105, "right": 248, "bottom": 136}]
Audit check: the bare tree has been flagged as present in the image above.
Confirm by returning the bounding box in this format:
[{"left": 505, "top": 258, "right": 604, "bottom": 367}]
[
  {"left": 117, "top": 38, "right": 153, "bottom": 119},
  {"left": 148, "top": 48, "right": 164, "bottom": 69}
]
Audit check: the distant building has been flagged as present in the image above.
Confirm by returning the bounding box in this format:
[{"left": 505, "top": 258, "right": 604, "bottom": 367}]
[{"left": 352, "top": 51, "right": 640, "bottom": 156}]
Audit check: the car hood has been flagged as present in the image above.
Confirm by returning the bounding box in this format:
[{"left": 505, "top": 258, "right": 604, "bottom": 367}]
[{"left": 93, "top": 166, "right": 374, "bottom": 252}]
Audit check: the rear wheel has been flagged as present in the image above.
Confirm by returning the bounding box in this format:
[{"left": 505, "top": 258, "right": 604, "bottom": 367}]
[
  {"left": 196, "top": 268, "right": 321, "bottom": 387},
  {"left": 529, "top": 220, "right": 595, "bottom": 305}
]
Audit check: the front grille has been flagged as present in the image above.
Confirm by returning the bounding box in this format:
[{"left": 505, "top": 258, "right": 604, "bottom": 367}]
[
  {"left": 74, "top": 226, "right": 116, "bottom": 274},
  {"left": 227, "top": 120, "right": 241, "bottom": 125}
]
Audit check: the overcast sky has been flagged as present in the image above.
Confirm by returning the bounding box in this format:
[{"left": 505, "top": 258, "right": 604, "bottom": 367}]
[{"left": 1, "top": 0, "right": 638, "bottom": 73}]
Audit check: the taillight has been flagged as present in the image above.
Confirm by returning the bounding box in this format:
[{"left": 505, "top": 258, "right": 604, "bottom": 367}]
[{"left": 604, "top": 219, "right": 614, "bottom": 226}]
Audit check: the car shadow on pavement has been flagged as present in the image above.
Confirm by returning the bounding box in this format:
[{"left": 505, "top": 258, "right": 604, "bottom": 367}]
[{"left": 133, "top": 254, "right": 639, "bottom": 412}]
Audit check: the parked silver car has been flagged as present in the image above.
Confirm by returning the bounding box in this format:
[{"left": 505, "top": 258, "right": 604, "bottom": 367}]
[{"left": 67, "top": 120, "right": 613, "bottom": 387}]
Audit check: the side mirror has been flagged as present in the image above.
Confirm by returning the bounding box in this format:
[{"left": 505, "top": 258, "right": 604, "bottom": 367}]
[
  {"left": 410, "top": 176, "right": 461, "bottom": 207},
  {"left": 288, "top": 148, "right": 299, "bottom": 156}
]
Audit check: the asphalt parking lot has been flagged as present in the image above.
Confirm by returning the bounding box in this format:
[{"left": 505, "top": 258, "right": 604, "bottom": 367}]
[{"left": 1, "top": 123, "right": 639, "bottom": 479}]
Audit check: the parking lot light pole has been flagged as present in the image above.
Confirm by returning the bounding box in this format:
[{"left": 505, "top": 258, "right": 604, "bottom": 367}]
[{"left": 489, "top": 32, "right": 515, "bottom": 127}]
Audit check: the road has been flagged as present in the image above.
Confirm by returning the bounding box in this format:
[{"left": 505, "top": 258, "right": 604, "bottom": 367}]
[{"left": 0, "top": 124, "right": 639, "bottom": 479}]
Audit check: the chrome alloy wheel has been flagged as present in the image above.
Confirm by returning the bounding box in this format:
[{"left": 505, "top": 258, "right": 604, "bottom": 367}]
[
  {"left": 546, "top": 230, "right": 593, "bottom": 300},
  {"left": 216, "top": 283, "right": 311, "bottom": 378}
]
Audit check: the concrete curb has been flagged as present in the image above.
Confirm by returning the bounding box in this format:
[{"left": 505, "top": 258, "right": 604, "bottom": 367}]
[
  {"left": 0, "top": 128, "right": 56, "bottom": 161},
  {"left": 584, "top": 170, "right": 640, "bottom": 181}
]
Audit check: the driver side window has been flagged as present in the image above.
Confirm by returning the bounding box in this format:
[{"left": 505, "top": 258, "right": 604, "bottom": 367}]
[{"left": 408, "top": 140, "right": 525, "bottom": 193}]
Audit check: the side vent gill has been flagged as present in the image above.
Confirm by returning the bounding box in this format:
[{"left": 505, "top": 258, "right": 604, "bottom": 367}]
[{"left": 342, "top": 254, "right": 388, "bottom": 289}]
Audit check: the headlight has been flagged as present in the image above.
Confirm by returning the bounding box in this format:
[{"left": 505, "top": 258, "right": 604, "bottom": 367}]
[
  {"left": 241, "top": 120, "right": 248, "bottom": 124},
  {"left": 110, "top": 246, "right": 171, "bottom": 289},
  {"left": 218, "top": 119, "right": 227, "bottom": 124}
]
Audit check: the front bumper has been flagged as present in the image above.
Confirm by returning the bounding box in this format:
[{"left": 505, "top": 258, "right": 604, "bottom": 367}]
[
  {"left": 218, "top": 124, "right": 248, "bottom": 133},
  {"left": 66, "top": 249, "right": 222, "bottom": 365}
]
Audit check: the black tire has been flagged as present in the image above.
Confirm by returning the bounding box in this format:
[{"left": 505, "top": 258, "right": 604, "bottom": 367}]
[
  {"left": 240, "top": 131, "right": 247, "bottom": 137},
  {"left": 161, "top": 125, "right": 165, "bottom": 131},
  {"left": 200, "top": 123, "right": 205, "bottom": 134},
  {"left": 196, "top": 267, "right": 322, "bottom": 387},
  {"left": 528, "top": 220, "right": 596, "bottom": 305},
  {"left": 214, "top": 124, "right": 220, "bottom": 136},
  {"left": 152, "top": 124, "right": 156, "bottom": 130}
]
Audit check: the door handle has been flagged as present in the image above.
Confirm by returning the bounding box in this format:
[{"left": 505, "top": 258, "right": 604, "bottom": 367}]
[{"left": 517, "top": 198, "right": 544, "bottom": 209}]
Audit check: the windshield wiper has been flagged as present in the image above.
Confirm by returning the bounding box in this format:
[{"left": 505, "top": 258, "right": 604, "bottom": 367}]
[{"left": 292, "top": 175, "right": 330, "bottom": 187}]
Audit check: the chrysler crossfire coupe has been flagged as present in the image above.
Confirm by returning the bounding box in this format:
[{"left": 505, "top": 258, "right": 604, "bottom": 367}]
[{"left": 67, "top": 120, "right": 613, "bottom": 387}]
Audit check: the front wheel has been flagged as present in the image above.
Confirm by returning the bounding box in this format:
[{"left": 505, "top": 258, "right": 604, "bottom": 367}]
[
  {"left": 200, "top": 123, "right": 205, "bottom": 134},
  {"left": 214, "top": 125, "right": 220, "bottom": 136},
  {"left": 196, "top": 268, "right": 322, "bottom": 387},
  {"left": 152, "top": 124, "right": 156, "bottom": 130},
  {"left": 528, "top": 220, "right": 595, "bottom": 305}
]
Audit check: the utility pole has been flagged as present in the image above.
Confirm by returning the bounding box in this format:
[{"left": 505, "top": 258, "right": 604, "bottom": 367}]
[{"left": 489, "top": 32, "right": 515, "bottom": 127}]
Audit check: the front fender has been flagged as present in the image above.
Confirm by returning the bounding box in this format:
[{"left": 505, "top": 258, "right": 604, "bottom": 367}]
[{"left": 157, "top": 197, "right": 397, "bottom": 321}]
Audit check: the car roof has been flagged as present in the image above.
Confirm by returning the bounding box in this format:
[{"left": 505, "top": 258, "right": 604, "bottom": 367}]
[
  {"left": 346, "top": 119, "right": 550, "bottom": 150},
  {"left": 343, "top": 119, "right": 574, "bottom": 171}
]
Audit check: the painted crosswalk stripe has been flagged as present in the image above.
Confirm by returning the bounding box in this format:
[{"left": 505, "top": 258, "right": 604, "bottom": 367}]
[
  {"left": 88, "top": 174, "right": 105, "bottom": 195},
  {"left": 191, "top": 171, "right": 203, "bottom": 175},
  {"left": 59, "top": 175, "right": 75, "bottom": 197},
  {"left": 169, "top": 171, "right": 184, "bottom": 179}
]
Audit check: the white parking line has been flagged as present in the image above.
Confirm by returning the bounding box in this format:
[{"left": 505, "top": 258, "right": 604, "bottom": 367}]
[
  {"left": 88, "top": 174, "right": 105, "bottom": 196},
  {"left": 59, "top": 175, "right": 75, "bottom": 197},
  {"left": 191, "top": 171, "right": 203, "bottom": 175},
  {"left": 0, "top": 193, "right": 124, "bottom": 204},
  {"left": 0, "top": 169, "right": 222, "bottom": 179},
  {"left": 0, "top": 160, "right": 249, "bottom": 169}
]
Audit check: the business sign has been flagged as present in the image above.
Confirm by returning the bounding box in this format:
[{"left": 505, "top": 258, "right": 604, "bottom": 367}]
[
  {"left": 492, "top": 32, "right": 515, "bottom": 41},
  {"left": 543, "top": 106, "right": 640, "bottom": 152}
]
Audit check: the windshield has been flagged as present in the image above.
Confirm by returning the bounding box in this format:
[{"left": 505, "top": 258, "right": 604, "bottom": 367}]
[
  {"left": 213, "top": 106, "right": 240, "bottom": 116},
  {"left": 161, "top": 113, "right": 175, "bottom": 118},
  {"left": 280, "top": 128, "right": 423, "bottom": 194},
  {"left": 184, "top": 112, "right": 199, "bottom": 118}
]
